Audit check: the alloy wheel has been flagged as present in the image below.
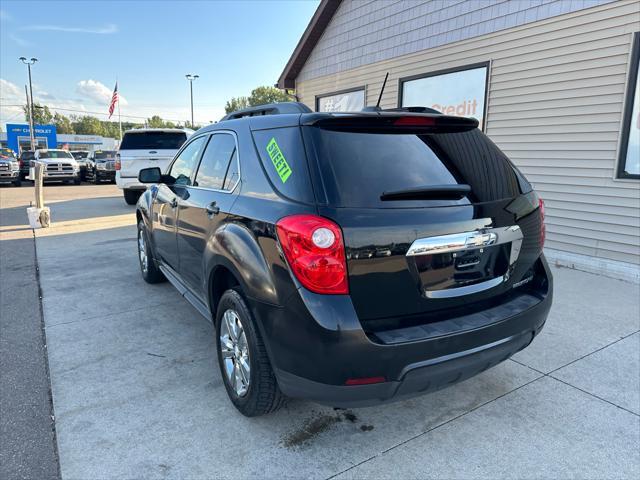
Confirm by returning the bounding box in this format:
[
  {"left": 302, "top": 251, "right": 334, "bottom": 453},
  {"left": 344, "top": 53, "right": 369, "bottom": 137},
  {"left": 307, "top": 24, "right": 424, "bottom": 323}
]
[
  {"left": 138, "top": 229, "right": 148, "bottom": 273},
  {"left": 219, "top": 309, "right": 250, "bottom": 397}
]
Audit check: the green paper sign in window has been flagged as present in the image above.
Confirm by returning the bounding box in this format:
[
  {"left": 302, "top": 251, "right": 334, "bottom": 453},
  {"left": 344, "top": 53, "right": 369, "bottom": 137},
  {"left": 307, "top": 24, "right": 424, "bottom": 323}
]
[{"left": 266, "top": 137, "right": 292, "bottom": 183}]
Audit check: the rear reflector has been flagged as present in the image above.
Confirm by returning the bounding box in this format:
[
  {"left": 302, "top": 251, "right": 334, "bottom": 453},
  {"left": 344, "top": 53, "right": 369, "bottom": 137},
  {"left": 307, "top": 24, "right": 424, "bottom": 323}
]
[
  {"left": 539, "top": 197, "right": 546, "bottom": 248},
  {"left": 345, "top": 376, "right": 386, "bottom": 386}
]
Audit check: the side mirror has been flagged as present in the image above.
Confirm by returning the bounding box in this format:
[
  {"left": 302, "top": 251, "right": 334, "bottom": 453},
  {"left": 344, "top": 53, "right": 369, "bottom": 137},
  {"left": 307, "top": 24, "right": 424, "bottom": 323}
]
[{"left": 138, "top": 167, "right": 162, "bottom": 183}]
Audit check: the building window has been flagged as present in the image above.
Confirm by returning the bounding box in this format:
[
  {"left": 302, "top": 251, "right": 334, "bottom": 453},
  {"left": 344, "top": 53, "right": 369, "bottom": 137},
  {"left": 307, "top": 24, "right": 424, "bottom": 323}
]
[
  {"left": 617, "top": 32, "right": 640, "bottom": 180},
  {"left": 316, "top": 88, "right": 365, "bottom": 112},
  {"left": 399, "top": 62, "right": 490, "bottom": 130}
]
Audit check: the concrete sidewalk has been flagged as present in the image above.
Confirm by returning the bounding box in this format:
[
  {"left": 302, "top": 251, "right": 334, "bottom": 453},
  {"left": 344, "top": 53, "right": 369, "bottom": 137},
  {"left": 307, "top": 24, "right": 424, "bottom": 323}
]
[{"left": 24, "top": 188, "right": 640, "bottom": 478}]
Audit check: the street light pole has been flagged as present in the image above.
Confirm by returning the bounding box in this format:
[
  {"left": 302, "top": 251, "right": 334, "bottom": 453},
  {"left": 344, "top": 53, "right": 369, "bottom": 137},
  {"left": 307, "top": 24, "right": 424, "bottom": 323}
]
[
  {"left": 19, "top": 57, "right": 38, "bottom": 151},
  {"left": 185, "top": 74, "right": 199, "bottom": 128}
]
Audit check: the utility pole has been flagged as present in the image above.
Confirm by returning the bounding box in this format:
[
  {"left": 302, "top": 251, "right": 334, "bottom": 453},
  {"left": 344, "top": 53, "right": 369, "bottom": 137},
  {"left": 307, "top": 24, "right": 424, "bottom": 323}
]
[
  {"left": 19, "top": 57, "right": 38, "bottom": 150},
  {"left": 24, "top": 85, "right": 35, "bottom": 151},
  {"left": 185, "top": 74, "right": 199, "bottom": 128}
]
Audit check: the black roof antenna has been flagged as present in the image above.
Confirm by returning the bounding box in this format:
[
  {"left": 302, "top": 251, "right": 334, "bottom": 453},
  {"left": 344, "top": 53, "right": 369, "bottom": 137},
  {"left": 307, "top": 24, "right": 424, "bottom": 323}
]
[
  {"left": 362, "top": 72, "right": 389, "bottom": 112},
  {"left": 376, "top": 72, "right": 389, "bottom": 108}
]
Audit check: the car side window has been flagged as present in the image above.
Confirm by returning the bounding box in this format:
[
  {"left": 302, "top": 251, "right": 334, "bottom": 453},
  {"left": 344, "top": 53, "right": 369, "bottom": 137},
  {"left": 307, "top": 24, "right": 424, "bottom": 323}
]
[
  {"left": 168, "top": 136, "right": 207, "bottom": 186},
  {"left": 194, "top": 133, "right": 238, "bottom": 191}
]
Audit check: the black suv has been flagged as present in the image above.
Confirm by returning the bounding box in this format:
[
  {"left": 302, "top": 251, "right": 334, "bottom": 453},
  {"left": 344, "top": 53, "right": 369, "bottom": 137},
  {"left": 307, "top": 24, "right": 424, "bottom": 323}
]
[{"left": 136, "top": 102, "right": 552, "bottom": 416}]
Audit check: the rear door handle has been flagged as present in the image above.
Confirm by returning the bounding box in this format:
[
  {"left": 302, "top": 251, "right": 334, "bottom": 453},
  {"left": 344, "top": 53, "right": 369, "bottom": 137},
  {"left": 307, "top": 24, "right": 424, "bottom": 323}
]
[
  {"left": 170, "top": 198, "right": 178, "bottom": 209},
  {"left": 206, "top": 202, "right": 220, "bottom": 216}
]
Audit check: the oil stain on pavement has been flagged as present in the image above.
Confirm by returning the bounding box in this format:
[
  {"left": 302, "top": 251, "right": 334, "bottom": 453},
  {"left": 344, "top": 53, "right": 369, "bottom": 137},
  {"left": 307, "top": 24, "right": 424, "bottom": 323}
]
[{"left": 282, "top": 409, "right": 374, "bottom": 449}]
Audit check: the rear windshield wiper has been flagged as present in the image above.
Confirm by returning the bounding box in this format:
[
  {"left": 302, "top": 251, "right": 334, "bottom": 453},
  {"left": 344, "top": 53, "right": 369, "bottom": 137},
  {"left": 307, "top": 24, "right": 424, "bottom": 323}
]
[{"left": 380, "top": 184, "right": 471, "bottom": 201}]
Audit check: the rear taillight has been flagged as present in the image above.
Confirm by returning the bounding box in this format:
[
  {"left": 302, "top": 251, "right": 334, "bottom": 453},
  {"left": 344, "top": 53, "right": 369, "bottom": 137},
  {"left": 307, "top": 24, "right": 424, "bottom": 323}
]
[
  {"left": 539, "top": 197, "right": 546, "bottom": 248},
  {"left": 115, "top": 154, "right": 121, "bottom": 171},
  {"left": 276, "top": 214, "right": 349, "bottom": 295}
]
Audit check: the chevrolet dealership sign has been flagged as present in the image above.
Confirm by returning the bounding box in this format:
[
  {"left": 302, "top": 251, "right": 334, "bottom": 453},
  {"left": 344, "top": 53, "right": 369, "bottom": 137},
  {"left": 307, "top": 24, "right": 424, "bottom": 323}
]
[{"left": 6, "top": 124, "right": 57, "bottom": 153}]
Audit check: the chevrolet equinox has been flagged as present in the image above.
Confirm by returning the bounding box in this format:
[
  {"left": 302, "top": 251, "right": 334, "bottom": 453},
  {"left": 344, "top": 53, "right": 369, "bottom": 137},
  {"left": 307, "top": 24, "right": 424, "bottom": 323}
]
[{"left": 135, "top": 102, "right": 552, "bottom": 416}]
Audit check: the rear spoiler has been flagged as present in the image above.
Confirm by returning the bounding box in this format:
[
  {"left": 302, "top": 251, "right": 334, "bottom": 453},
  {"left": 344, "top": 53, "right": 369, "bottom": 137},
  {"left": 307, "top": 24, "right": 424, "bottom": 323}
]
[{"left": 301, "top": 113, "right": 478, "bottom": 133}]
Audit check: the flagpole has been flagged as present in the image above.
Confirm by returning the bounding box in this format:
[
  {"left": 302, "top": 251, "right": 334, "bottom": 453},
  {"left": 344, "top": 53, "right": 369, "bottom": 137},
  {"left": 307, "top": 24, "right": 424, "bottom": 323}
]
[{"left": 117, "top": 78, "right": 122, "bottom": 141}]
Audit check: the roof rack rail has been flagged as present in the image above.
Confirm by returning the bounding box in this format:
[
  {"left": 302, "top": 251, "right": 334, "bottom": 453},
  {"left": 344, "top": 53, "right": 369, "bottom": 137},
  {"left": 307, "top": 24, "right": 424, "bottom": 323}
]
[
  {"left": 221, "top": 102, "right": 312, "bottom": 121},
  {"left": 383, "top": 106, "right": 441, "bottom": 114}
]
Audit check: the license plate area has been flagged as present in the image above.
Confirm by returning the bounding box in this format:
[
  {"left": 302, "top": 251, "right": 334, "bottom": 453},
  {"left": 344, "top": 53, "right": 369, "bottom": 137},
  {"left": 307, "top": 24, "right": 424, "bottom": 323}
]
[
  {"left": 412, "top": 244, "right": 511, "bottom": 293},
  {"left": 406, "top": 226, "right": 523, "bottom": 299}
]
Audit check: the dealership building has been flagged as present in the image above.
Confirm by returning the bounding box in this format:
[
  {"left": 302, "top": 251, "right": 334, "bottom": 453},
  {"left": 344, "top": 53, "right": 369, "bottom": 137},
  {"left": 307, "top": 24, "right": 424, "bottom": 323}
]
[
  {"left": 0, "top": 124, "right": 117, "bottom": 153},
  {"left": 279, "top": 0, "right": 640, "bottom": 282}
]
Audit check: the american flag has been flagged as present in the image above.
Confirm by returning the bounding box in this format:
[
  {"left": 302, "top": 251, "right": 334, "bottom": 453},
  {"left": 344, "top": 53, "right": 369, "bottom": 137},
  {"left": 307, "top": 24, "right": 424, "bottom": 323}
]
[{"left": 108, "top": 82, "right": 119, "bottom": 119}]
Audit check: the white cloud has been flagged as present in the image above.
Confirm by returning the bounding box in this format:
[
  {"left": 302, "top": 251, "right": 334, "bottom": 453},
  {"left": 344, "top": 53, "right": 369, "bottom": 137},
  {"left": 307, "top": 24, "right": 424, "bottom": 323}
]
[
  {"left": 9, "top": 33, "right": 32, "bottom": 46},
  {"left": 1, "top": 77, "right": 223, "bottom": 129},
  {"left": 76, "top": 79, "right": 128, "bottom": 106},
  {"left": 1, "top": 78, "right": 22, "bottom": 99},
  {"left": 21, "top": 23, "right": 117, "bottom": 34}
]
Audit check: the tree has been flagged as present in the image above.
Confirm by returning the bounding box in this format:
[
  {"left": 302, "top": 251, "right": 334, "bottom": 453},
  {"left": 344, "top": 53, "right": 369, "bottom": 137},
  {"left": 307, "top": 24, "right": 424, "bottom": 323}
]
[
  {"left": 224, "top": 86, "right": 292, "bottom": 114},
  {"left": 53, "top": 112, "right": 74, "bottom": 134},
  {"left": 224, "top": 96, "right": 250, "bottom": 114},
  {"left": 147, "top": 115, "right": 175, "bottom": 128},
  {"left": 23, "top": 103, "right": 53, "bottom": 124},
  {"left": 72, "top": 116, "right": 105, "bottom": 136},
  {"left": 248, "top": 86, "right": 291, "bottom": 106}
]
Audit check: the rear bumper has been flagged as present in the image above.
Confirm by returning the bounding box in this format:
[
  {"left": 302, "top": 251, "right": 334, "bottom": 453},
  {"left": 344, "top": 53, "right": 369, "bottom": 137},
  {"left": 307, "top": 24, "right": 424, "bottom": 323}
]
[
  {"left": 116, "top": 174, "right": 145, "bottom": 191},
  {"left": 276, "top": 329, "right": 537, "bottom": 408},
  {"left": 253, "top": 256, "right": 552, "bottom": 407}
]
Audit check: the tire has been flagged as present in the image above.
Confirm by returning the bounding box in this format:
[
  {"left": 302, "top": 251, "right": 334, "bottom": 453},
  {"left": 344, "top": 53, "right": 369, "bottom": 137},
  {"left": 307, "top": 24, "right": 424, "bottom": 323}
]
[
  {"left": 137, "top": 220, "right": 165, "bottom": 283},
  {"left": 124, "top": 189, "right": 141, "bottom": 205},
  {"left": 73, "top": 177, "right": 81, "bottom": 185},
  {"left": 215, "top": 289, "right": 285, "bottom": 417},
  {"left": 12, "top": 178, "right": 21, "bottom": 187}
]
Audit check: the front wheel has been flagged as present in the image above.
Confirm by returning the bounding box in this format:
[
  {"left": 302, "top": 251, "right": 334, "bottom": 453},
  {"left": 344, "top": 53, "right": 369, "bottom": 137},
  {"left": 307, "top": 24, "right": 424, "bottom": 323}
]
[
  {"left": 124, "top": 189, "right": 141, "bottom": 205},
  {"left": 137, "top": 220, "right": 165, "bottom": 284},
  {"left": 73, "top": 177, "right": 81, "bottom": 185},
  {"left": 12, "top": 178, "right": 21, "bottom": 187},
  {"left": 215, "top": 289, "right": 285, "bottom": 417}
]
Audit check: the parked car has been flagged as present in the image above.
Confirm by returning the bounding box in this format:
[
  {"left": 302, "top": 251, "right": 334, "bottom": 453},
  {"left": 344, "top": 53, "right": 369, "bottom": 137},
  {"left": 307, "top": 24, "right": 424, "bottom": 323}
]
[
  {"left": 85, "top": 150, "right": 117, "bottom": 184},
  {"left": 135, "top": 102, "right": 552, "bottom": 417},
  {"left": 34, "top": 149, "right": 81, "bottom": 184},
  {"left": 0, "top": 149, "right": 21, "bottom": 186},
  {"left": 71, "top": 151, "right": 90, "bottom": 180},
  {"left": 116, "top": 128, "right": 192, "bottom": 205},
  {"left": 18, "top": 150, "right": 35, "bottom": 179}
]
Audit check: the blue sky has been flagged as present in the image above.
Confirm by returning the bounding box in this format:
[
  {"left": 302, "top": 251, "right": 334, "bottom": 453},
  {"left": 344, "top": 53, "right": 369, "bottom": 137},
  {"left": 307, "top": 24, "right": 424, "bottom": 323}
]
[{"left": 0, "top": 0, "right": 319, "bottom": 126}]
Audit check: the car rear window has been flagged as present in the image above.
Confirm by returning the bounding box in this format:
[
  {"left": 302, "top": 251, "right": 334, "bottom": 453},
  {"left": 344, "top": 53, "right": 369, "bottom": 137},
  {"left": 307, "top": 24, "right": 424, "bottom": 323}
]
[
  {"left": 252, "top": 127, "right": 315, "bottom": 204},
  {"left": 305, "top": 127, "right": 521, "bottom": 208},
  {"left": 39, "top": 151, "right": 73, "bottom": 159},
  {"left": 120, "top": 131, "right": 187, "bottom": 150}
]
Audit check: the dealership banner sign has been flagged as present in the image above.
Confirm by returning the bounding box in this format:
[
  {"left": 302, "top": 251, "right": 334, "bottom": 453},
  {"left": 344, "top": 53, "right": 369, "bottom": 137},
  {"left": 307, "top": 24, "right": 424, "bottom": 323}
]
[
  {"left": 401, "top": 64, "right": 489, "bottom": 129},
  {"left": 6, "top": 124, "right": 57, "bottom": 153}
]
